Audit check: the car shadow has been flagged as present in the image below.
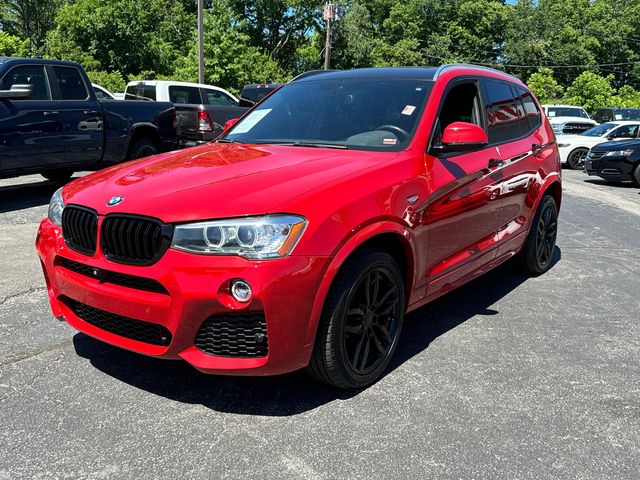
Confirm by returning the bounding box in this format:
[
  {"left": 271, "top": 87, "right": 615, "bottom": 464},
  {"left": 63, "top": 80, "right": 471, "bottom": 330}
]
[
  {"left": 0, "top": 177, "right": 76, "bottom": 213},
  {"left": 582, "top": 178, "right": 635, "bottom": 189},
  {"left": 73, "top": 247, "right": 561, "bottom": 416}
]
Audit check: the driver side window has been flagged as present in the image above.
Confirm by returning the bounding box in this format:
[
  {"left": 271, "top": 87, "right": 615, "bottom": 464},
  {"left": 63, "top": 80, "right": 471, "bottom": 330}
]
[
  {"left": 433, "top": 82, "right": 482, "bottom": 145},
  {"left": 611, "top": 125, "right": 639, "bottom": 138}
]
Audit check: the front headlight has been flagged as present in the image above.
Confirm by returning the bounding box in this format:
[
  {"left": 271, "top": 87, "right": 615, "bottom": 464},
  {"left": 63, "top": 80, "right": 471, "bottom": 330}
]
[
  {"left": 171, "top": 214, "right": 307, "bottom": 259},
  {"left": 604, "top": 149, "right": 634, "bottom": 157},
  {"left": 47, "top": 187, "right": 65, "bottom": 226}
]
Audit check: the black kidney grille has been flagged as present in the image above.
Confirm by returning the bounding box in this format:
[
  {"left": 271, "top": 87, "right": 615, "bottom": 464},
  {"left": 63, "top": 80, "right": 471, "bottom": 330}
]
[
  {"left": 101, "top": 215, "right": 170, "bottom": 265},
  {"left": 195, "top": 313, "right": 268, "bottom": 358},
  {"left": 58, "top": 257, "right": 168, "bottom": 295},
  {"left": 67, "top": 298, "right": 172, "bottom": 346},
  {"left": 62, "top": 206, "right": 98, "bottom": 255}
]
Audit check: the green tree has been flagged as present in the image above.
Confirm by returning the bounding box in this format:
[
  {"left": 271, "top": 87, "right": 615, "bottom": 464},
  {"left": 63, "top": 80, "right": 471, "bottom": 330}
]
[
  {"left": 0, "top": 0, "right": 62, "bottom": 54},
  {"left": 86, "top": 70, "right": 127, "bottom": 94},
  {"left": 565, "top": 71, "right": 615, "bottom": 113},
  {"left": 611, "top": 85, "right": 640, "bottom": 108},
  {"left": 0, "top": 31, "right": 29, "bottom": 57},
  {"left": 527, "top": 68, "right": 564, "bottom": 103}
]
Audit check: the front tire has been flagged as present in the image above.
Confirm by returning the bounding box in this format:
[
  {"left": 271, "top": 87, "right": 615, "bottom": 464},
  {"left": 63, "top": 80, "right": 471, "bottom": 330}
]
[
  {"left": 566, "top": 148, "right": 588, "bottom": 169},
  {"left": 517, "top": 195, "right": 558, "bottom": 276},
  {"left": 632, "top": 164, "right": 640, "bottom": 188},
  {"left": 309, "top": 249, "right": 405, "bottom": 389}
]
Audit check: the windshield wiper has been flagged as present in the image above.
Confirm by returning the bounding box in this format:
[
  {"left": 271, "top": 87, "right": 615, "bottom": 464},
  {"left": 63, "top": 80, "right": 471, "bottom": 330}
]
[
  {"left": 217, "top": 138, "right": 243, "bottom": 144},
  {"left": 259, "top": 141, "right": 348, "bottom": 150}
]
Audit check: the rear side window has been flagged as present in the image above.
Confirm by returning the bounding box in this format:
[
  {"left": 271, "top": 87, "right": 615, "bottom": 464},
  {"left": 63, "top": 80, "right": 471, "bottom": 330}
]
[
  {"left": 169, "top": 86, "right": 201, "bottom": 104},
  {"left": 0, "top": 65, "right": 50, "bottom": 100},
  {"left": 203, "top": 89, "right": 235, "bottom": 106},
  {"left": 482, "top": 79, "right": 525, "bottom": 144},
  {"left": 53, "top": 66, "right": 88, "bottom": 100},
  {"left": 124, "top": 84, "right": 155, "bottom": 100},
  {"left": 515, "top": 86, "right": 541, "bottom": 133}
]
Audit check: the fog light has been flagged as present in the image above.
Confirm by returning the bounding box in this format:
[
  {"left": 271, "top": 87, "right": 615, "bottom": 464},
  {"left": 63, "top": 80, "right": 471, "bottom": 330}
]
[{"left": 230, "top": 280, "right": 252, "bottom": 303}]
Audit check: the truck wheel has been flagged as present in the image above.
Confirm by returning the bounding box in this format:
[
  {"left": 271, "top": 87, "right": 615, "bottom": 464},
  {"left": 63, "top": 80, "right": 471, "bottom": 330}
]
[
  {"left": 517, "top": 195, "right": 558, "bottom": 276},
  {"left": 128, "top": 138, "right": 158, "bottom": 160},
  {"left": 42, "top": 171, "right": 73, "bottom": 183},
  {"left": 309, "top": 249, "right": 405, "bottom": 389}
]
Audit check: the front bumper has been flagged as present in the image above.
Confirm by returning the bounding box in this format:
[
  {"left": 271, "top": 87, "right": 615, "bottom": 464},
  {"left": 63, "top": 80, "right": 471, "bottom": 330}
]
[
  {"left": 584, "top": 155, "right": 635, "bottom": 182},
  {"left": 36, "top": 218, "right": 329, "bottom": 376}
]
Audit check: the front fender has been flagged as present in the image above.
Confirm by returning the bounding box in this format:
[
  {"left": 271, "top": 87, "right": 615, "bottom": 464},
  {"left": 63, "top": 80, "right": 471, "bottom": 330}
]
[{"left": 301, "top": 220, "right": 415, "bottom": 357}]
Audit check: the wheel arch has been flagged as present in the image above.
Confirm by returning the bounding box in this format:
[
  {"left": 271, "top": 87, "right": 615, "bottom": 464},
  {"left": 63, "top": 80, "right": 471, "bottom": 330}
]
[
  {"left": 303, "top": 221, "right": 416, "bottom": 353},
  {"left": 126, "top": 123, "right": 160, "bottom": 158}
]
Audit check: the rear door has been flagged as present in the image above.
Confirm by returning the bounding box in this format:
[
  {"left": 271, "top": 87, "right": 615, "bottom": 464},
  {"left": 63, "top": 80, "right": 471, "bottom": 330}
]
[
  {"left": 0, "top": 64, "right": 64, "bottom": 172},
  {"left": 50, "top": 65, "right": 103, "bottom": 164}
]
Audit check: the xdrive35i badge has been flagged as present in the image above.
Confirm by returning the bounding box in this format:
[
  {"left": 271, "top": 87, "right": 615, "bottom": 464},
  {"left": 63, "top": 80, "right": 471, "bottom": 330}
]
[{"left": 106, "top": 196, "right": 124, "bottom": 206}]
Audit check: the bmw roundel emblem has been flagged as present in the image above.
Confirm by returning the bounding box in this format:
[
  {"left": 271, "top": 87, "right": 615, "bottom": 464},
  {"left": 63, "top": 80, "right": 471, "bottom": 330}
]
[{"left": 107, "top": 195, "right": 124, "bottom": 206}]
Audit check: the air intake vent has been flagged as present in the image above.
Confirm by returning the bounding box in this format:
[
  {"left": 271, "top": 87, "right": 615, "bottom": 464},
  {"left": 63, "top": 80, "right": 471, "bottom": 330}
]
[
  {"left": 101, "top": 214, "right": 172, "bottom": 265},
  {"left": 67, "top": 298, "right": 172, "bottom": 346},
  {"left": 61, "top": 205, "right": 98, "bottom": 256},
  {"left": 195, "top": 313, "right": 268, "bottom": 358}
]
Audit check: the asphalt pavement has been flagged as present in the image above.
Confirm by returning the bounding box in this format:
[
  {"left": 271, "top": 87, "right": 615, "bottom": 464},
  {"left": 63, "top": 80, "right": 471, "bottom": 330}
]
[{"left": 1, "top": 169, "right": 639, "bottom": 479}]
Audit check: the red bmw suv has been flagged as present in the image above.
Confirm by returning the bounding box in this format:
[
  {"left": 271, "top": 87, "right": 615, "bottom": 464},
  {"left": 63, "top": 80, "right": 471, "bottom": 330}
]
[{"left": 37, "top": 66, "right": 561, "bottom": 389}]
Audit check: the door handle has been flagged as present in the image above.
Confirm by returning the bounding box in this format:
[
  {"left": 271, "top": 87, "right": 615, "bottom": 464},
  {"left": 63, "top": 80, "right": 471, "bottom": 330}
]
[
  {"left": 532, "top": 143, "right": 543, "bottom": 157},
  {"left": 43, "top": 111, "right": 60, "bottom": 116},
  {"left": 487, "top": 158, "right": 505, "bottom": 169},
  {"left": 83, "top": 110, "right": 99, "bottom": 115}
]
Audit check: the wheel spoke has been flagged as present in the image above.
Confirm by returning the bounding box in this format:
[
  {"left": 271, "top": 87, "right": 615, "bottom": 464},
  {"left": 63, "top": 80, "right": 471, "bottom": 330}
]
[
  {"left": 358, "top": 335, "right": 371, "bottom": 371},
  {"left": 372, "top": 288, "right": 395, "bottom": 313},
  {"left": 345, "top": 325, "right": 363, "bottom": 335},
  {"left": 373, "top": 323, "right": 392, "bottom": 342},
  {"left": 351, "top": 333, "right": 366, "bottom": 368},
  {"left": 370, "top": 330, "right": 386, "bottom": 355},
  {"left": 377, "top": 297, "right": 398, "bottom": 316},
  {"left": 347, "top": 307, "right": 365, "bottom": 317}
]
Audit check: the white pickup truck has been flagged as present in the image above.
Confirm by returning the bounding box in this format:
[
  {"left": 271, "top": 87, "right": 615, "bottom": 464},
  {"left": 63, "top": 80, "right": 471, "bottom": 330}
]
[{"left": 124, "top": 80, "right": 248, "bottom": 146}]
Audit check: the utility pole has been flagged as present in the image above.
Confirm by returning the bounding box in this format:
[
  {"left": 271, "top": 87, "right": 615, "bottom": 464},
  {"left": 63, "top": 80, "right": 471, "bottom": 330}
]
[
  {"left": 197, "top": 0, "right": 204, "bottom": 83},
  {"left": 323, "top": 2, "right": 333, "bottom": 70},
  {"left": 323, "top": 2, "right": 344, "bottom": 70}
]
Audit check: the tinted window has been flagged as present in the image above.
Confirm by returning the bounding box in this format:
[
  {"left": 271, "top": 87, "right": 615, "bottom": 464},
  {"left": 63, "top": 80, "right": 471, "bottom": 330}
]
[
  {"left": 94, "top": 87, "right": 112, "bottom": 100},
  {"left": 169, "top": 86, "right": 201, "bottom": 104},
  {"left": 515, "top": 86, "right": 541, "bottom": 133},
  {"left": 204, "top": 89, "right": 235, "bottom": 106},
  {"left": 593, "top": 109, "right": 612, "bottom": 123},
  {"left": 0, "top": 65, "right": 50, "bottom": 100},
  {"left": 53, "top": 66, "right": 88, "bottom": 100},
  {"left": 581, "top": 123, "right": 617, "bottom": 137},
  {"left": 433, "top": 82, "right": 482, "bottom": 145},
  {"left": 609, "top": 124, "right": 639, "bottom": 138},
  {"left": 124, "top": 84, "right": 155, "bottom": 100},
  {"left": 483, "top": 79, "right": 525, "bottom": 143},
  {"left": 546, "top": 107, "right": 589, "bottom": 118},
  {"left": 224, "top": 79, "right": 433, "bottom": 152}
]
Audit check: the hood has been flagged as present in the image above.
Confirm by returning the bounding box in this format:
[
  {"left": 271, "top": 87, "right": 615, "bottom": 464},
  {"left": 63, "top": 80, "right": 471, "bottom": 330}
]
[
  {"left": 548, "top": 116, "right": 596, "bottom": 125},
  {"left": 64, "top": 143, "right": 397, "bottom": 223},
  {"left": 590, "top": 139, "right": 640, "bottom": 152}
]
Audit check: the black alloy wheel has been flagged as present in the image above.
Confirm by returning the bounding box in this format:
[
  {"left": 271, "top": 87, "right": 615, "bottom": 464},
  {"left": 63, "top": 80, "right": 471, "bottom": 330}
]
[
  {"left": 309, "top": 249, "right": 405, "bottom": 389},
  {"left": 567, "top": 148, "right": 589, "bottom": 169},
  {"left": 517, "top": 195, "right": 558, "bottom": 275}
]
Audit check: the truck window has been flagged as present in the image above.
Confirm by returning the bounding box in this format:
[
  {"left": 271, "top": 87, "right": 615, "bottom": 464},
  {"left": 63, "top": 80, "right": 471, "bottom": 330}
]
[
  {"left": 53, "top": 66, "right": 88, "bottom": 100},
  {"left": 203, "top": 89, "right": 236, "bottom": 106},
  {"left": 169, "top": 86, "right": 201, "bottom": 104},
  {"left": 0, "top": 65, "right": 50, "bottom": 100}
]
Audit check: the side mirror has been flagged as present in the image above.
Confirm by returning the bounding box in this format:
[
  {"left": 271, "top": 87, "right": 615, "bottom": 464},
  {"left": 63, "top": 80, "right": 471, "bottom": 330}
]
[
  {"left": 223, "top": 118, "right": 239, "bottom": 132},
  {"left": 0, "top": 84, "right": 35, "bottom": 99},
  {"left": 433, "top": 121, "right": 488, "bottom": 154}
]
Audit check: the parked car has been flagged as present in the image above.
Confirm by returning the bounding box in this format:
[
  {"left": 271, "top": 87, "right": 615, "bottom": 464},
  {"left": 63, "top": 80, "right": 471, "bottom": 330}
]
[
  {"left": 0, "top": 57, "right": 177, "bottom": 182},
  {"left": 585, "top": 139, "right": 640, "bottom": 187},
  {"left": 592, "top": 108, "right": 640, "bottom": 123},
  {"left": 124, "top": 80, "right": 247, "bottom": 146},
  {"left": 239, "top": 83, "right": 282, "bottom": 107},
  {"left": 92, "top": 83, "right": 115, "bottom": 100},
  {"left": 37, "top": 65, "right": 561, "bottom": 389},
  {"left": 556, "top": 121, "right": 640, "bottom": 169},
  {"left": 541, "top": 104, "right": 597, "bottom": 135}
]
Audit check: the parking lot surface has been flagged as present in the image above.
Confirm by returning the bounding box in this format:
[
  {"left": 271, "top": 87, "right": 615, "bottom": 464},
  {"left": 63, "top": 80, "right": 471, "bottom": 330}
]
[{"left": 1, "top": 169, "right": 639, "bottom": 479}]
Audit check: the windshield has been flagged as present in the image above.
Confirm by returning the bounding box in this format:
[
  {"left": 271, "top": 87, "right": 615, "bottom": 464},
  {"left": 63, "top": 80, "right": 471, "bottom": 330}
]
[
  {"left": 222, "top": 78, "right": 433, "bottom": 151},
  {"left": 547, "top": 107, "right": 589, "bottom": 119},
  {"left": 580, "top": 123, "right": 617, "bottom": 137}
]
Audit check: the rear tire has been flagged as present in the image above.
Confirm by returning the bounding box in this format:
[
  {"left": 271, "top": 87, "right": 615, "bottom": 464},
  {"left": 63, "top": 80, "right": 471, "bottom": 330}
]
[
  {"left": 309, "top": 249, "right": 405, "bottom": 389},
  {"left": 42, "top": 171, "right": 73, "bottom": 183},
  {"left": 566, "top": 148, "right": 588, "bottom": 169},
  {"left": 127, "top": 138, "right": 158, "bottom": 160},
  {"left": 517, "top": 195, "right": 558, "bottom": 276}
]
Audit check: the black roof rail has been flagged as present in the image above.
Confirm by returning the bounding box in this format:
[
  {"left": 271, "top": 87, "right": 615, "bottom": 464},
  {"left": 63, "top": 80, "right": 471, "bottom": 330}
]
[{"left": 433, "top": 63, "right": 521, "bottom": 82}]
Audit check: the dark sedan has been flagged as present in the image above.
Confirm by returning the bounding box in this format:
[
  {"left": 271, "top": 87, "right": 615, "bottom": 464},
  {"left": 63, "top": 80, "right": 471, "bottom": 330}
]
[{"left": 585, "top": 140, "right": 640, "bottom": 187}]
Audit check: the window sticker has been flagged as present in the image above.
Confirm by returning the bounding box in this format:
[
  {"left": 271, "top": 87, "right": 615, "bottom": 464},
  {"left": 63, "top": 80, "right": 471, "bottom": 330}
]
[
  {"left": 548, "top": 111, "right": 556, "bottom": 117},
  {"left": 614, "top": 114, "right": 623, "bottom": 120},
  {"left": 383, "top": 138, "right": 397, "bottom": 145},
  {"left": 402, "top": 105, "right": 416, "bottom": 116},
  {"left": 231, "top": 109, "right": 272, "bottom": 134}
]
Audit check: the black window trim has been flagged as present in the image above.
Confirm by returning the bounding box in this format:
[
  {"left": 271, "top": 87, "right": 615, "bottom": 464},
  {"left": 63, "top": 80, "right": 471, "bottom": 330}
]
[
  {"left": 0, "top": 63, "right": 54, "bottom": 101},
  {"left": 427, "top": 76, "right": 487, "bottom": 158}
]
